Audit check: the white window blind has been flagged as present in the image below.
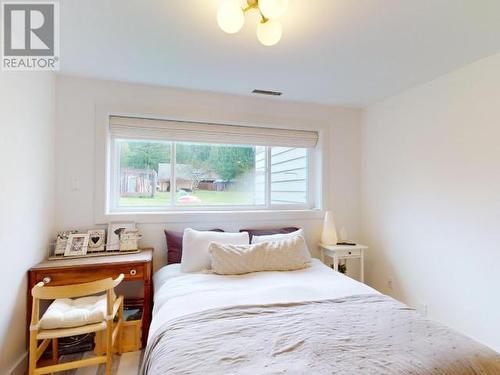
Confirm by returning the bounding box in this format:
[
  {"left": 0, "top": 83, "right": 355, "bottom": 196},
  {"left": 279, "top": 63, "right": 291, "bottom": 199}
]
[{"left": 109, "top": 116, "right": 318, "bottom": 148}]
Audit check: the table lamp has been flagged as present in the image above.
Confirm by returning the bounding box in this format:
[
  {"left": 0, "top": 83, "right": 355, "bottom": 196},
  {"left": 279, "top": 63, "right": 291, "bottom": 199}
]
[{"left": 321, "top": 210, "right": 338, "bottom": 245}]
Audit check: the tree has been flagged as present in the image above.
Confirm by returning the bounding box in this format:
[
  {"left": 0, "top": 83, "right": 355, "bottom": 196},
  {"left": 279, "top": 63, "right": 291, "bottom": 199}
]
[
  {"left": 208, "top": 146, "right": 254, "bottom": 181},
  {"left": 120, "top": 141, "right": 170, "bottom": 172},
  {"left": 120, "top": 141, "right": 256, "bottom": 182},
  {"left": 176, "top": 143, "right": 211, "bottom": 165},
  {"left": 177, "top": 143, "right": 255, "bottom": 182}
]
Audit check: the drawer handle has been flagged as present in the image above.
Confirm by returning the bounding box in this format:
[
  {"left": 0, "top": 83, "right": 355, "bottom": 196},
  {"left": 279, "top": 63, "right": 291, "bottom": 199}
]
[
  {"left": 42, "top": 276, "right": 52, "bottom": 285},
  {"left": 130, "top": 269, "right": 137, "bottom": 276},
  {"left": 348, "top": 251, "right": 352, "bottom": 255}
]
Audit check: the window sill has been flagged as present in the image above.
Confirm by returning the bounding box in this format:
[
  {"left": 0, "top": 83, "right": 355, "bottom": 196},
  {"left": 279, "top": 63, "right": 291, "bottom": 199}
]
[{"left": 99, "top": 209, "right": 324, "bottom": 224}]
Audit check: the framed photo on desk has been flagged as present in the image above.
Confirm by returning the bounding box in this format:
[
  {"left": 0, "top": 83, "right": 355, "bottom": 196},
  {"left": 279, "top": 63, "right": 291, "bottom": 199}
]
[
  {"left": 107, "top": 222, "right": 136, "bottom": 251},
  {"left": 64, "top": 233, "right": 89, "bottom": 256}
]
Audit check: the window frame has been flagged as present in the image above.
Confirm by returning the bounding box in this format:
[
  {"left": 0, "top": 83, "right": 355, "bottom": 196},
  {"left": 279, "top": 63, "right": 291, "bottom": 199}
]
[
  {"left": 94, "top": 105, "right": 327, "bottom": 224},
  {"left": 107, "top": 136, "right": 315, "bottom": 213}
]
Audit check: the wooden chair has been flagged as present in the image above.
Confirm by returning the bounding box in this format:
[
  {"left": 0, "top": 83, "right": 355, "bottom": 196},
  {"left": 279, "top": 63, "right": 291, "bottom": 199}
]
[{"left": 29, "top": 274, "right": 125, "bottom": 375}]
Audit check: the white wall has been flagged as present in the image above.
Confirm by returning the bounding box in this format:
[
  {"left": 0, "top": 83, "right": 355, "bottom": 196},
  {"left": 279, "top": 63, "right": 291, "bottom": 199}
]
[
  {"left": 54, "top": 75, "right": 362, "bottom": 270},
  {"left": 362, "top": 53, "right": 500, "bottom": 351},
  {"left": 0, "top": 72, "right": 55, "bottom": 374}
]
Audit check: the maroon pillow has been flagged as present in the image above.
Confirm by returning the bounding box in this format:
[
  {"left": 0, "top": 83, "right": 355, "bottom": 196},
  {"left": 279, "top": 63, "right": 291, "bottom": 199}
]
[
  {"left": 164, "top": 229, "right": 224, "bottom": 264},
  {"left": 239, "top": 227, "right": 299, "bottom": 243}
]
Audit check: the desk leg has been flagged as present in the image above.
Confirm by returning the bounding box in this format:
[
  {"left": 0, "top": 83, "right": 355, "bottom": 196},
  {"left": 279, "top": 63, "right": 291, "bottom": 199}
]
[
  {"left": 27, "top": 271, "right": 36, "bottom": 346},
  {"left": 142, "top": 262, "right": 153, "bottom": 347}
]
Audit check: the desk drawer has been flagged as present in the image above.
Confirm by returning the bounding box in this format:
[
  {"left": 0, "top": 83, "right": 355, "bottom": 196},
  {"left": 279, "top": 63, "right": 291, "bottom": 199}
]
[{"left": 34, "top": 264, "right": 144, "bottom": 286}]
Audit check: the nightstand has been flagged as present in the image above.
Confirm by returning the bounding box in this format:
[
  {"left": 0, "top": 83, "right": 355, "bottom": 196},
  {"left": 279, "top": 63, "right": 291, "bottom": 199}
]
[{"left": 319, "top": 243, "right": 368, "bottom": 282}]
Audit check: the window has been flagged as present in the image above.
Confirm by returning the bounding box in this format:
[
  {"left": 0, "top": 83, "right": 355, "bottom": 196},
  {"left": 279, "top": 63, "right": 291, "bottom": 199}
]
[{"left": 108, "top": 116, "right": 318, "bottom": 212}]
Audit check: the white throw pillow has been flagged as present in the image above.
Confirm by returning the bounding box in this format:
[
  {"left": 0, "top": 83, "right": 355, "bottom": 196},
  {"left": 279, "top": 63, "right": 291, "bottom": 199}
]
[
  {"left": 251, "top": 228, "right": 305, "bottom": 244},
  {"left": 181, "top": 228, "right": 249, "bottom": 272},
  {"left": 209, "top": 235, "right": 311, "bottom": 275},
  {"left": 252, "top": 229, "right": 311, "bottom": 254}
]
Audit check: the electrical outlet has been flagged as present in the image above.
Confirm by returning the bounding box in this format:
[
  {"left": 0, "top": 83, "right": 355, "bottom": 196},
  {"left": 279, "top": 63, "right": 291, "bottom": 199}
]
[
  {"left": 416, "top": 302, "right": 428, "bottom": 316},
  {"left": 387, "top": 279, "right": 393, "bottom": 291},
  {"left": 72, "top": 177, "right": 80, "bottom": 192}
]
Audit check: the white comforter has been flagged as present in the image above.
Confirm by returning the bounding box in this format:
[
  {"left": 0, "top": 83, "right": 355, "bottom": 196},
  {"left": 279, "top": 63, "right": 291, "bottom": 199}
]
[
  {"left": 149, "top": 259, "right": 378, "bottom": 343},
  {"left": 145, "top": 260, "right": 500, "bottom": 375}
]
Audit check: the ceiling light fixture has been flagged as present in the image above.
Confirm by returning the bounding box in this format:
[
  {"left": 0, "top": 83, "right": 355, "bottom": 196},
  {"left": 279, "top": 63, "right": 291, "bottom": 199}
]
[{"left": 217, "top": 0, "right": 288, "bottom": 46}]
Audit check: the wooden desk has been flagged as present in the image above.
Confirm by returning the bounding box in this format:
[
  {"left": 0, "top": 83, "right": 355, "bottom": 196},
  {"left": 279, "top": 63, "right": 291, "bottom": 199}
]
[{"left": 28, "top": 249, "right": 153, "bottom": 347}]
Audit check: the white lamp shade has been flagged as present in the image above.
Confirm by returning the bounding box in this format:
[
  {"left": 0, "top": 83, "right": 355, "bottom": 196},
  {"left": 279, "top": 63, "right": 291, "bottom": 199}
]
[
  {"left": 256, "top": 20, "right": 282, "bottom": 46},
  {"left": 321, "top": 211, "right": 338, "bottom": 245},
  {"left": 217, "top": 0, "right": 245, "bottom": 34},
  {"left": 259, "top": 0, "right": 289, "bottom": 20}
]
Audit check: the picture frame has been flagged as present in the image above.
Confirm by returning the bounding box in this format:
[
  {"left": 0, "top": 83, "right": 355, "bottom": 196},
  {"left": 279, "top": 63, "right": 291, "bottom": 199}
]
[
  {"left": 64, "top": 233, "right": 90, "bottom": 257},
  {"left": 54, "top": 230, "right": 77, "bottom": 255},
  {"left": 107, "top": 222, "right": 136, "bottom": 251},
  {"left": 87, "top": 229, "right": 106, "bottom": 252},
  {"left": 119, "top": 229, "right": 142, "bottom": 251}
]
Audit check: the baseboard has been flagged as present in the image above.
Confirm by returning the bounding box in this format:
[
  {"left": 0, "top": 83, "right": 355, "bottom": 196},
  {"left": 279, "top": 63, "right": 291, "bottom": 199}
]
[{"left": 8, "top": 352, "right": 27, "bottom": 375}]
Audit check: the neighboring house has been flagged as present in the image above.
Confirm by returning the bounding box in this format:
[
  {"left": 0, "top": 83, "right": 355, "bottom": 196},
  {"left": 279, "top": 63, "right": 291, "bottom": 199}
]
[
  {"left": 197, "top": 169, "right": 220, "bottom": 191},
  {"left": 213, "top": 180, "right": 231, "bottom": 191},
  {"left": 197, "top": 180, "right": 217, "bottom": 191},
  {"left": 255, "top": 147, "right": 308, "bottom": 204},
  {"left": 157, "top": 163, "right": 207, "bottom": 192},
  {"left": 157, "top": 163, "right": 172, "bottom": 192},
  {"left": 158, "top": 163, "right": 192, "bottom": 191},
  {"left": 158, "top": 163, "right": 222, "bottom": 192}
]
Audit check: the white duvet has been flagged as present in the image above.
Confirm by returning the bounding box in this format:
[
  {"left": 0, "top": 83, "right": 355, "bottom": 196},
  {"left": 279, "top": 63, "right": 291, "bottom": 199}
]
[
  {"left": 149, "top": 259, "right": 378, "bottom": 343},
  {"left": 145, "top": 260, "right": 500, "bottom": 374}
]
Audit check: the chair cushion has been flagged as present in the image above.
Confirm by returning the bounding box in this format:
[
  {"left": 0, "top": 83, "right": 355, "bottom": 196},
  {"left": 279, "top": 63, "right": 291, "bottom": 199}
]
[{"left": 39, "top": 294, "right": 108, "bottom": 330}]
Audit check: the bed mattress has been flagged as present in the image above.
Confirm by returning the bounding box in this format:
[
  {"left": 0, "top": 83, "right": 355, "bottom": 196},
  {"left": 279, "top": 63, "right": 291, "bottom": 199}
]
[{"left": 142, "top": 260, "right": 500, "bottom": 374}]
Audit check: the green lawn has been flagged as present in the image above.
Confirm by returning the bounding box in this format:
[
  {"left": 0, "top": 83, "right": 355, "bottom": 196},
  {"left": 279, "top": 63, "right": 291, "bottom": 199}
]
[{"left": 119, "top": 190, "right": 254, "bottom": 207}]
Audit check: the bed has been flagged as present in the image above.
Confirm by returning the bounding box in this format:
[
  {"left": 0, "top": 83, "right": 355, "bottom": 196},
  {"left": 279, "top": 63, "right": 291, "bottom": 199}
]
[{"left": 141, "top": 259, "right": 500, "bottom": 374}]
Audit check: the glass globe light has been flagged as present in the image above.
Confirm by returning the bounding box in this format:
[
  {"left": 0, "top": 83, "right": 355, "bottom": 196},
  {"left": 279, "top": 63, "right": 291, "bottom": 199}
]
[
  {"left": 258, "top": 0, "right": 288, "bottom": 20},
  {"left": 217, "top": 0, "right": 245, "bottom": 34},
  {"left": 256, "top": 20, "right": 282, "bottom": 46}
]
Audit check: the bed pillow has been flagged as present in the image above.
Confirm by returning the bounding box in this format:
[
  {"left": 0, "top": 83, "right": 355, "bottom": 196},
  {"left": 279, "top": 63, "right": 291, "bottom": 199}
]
[
  {"left": 240, "top": 227, "right": 299, "bottom": 243},
  {"left": 181, "top": 228, "right": 249, "bottom": 272},
  {"left": 252, "top": 228, "right": 305, "bottom": 244},
  {"left": 164, "top": 229, "right": 224, "bottom": 264},
  {"left": 209, "top": 235, "right": 311, "bottom": 275},
  {"left": 252, "top": 228, "right": 310, "bottom": 254}
]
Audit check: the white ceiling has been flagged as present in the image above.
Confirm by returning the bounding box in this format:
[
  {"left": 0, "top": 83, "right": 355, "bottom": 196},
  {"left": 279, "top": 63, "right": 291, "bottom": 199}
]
[{"left": 59, "top": 0, "right": 500, "bottom": 106}]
